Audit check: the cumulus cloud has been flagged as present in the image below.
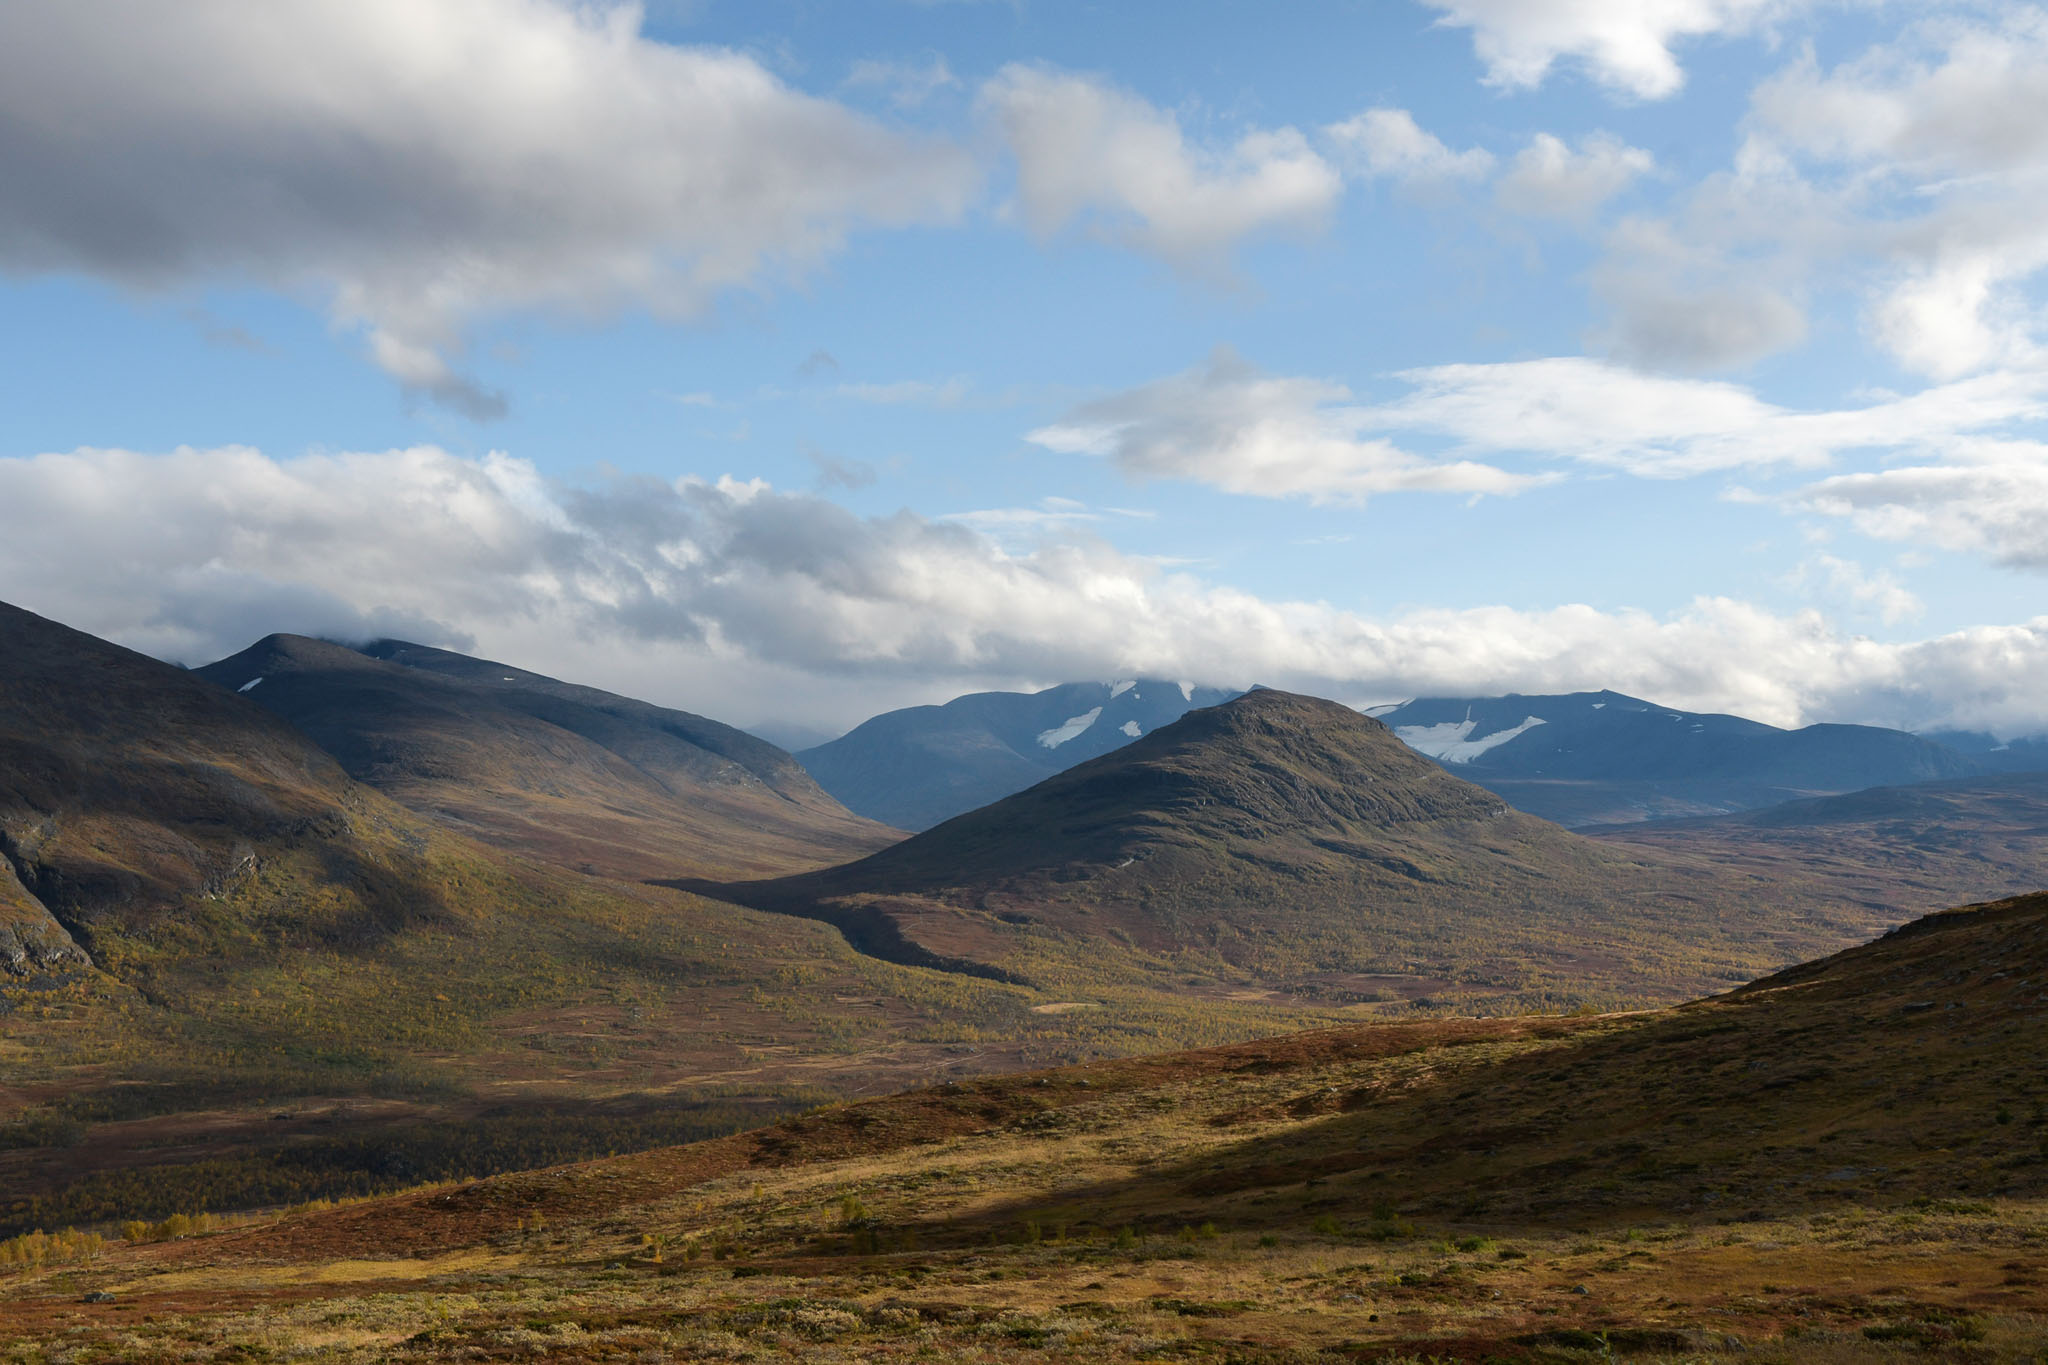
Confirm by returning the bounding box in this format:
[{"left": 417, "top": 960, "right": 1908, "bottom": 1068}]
[
  {"left": 3, "top": 444, "right": 2047, "bottom": 734},
  {"left": 1422, "top": 0, "right": 1803, "bottom": 100},
  {"left": 0, "top": 0, "right": 978, "bottom": 412},
  {"left": 1798, "top": 457, "right": 2048, "bottom": 570},
  {"left": 1590, "top": 217, "right": 1811, "bottom": 371},
  {"left": 1026, "top": 349, "right": 1546, "bottom": 502},
  {"left": 1787, "top": 553, "right": 1923, "bottom": 626},
  {"left": 1742, "top": 15, "right": 2048, "bottom": 379},
  {"left": 980, "top": 65, "right": 1341, "bottom": 270},
  {"left": 1497, "top": 132, "right": 1655, "bottom": 222},
  {"left": 1750, "top": 16, "right": 2048, "bottom": 176},
  {"left": 1323, "top": 109, "right": 1494, "bottom": 183}
]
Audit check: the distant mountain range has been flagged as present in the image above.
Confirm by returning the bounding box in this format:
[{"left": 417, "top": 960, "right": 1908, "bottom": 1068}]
[
  {"left": 196, "top": 634, "right": 896, "bottom": 880},
  {"left": 1368, "top": 690, "right": 1997, "bottom": 826},
  {"left": 800, "top": 682, "right": 2046, "bottom": 832},
  {"left": 797, "top": 678, "right": 1238, "bottom": 830}
]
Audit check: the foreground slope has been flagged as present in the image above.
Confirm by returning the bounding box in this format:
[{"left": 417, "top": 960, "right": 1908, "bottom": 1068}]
[
  {"left": 1377, "top": 690, "right": 1985, "bottom": 826},
  {"left": 709, "top": 690, "right": 1889, "bottom": 1008},
  {"left": 197, "top": 635, "right": 898, "bottom": 880},
  {"left": 20, "top": 892, "right": 2048, "bottom": 1362},
  {"left": 798, "top": 678, "right": 1240, "bottom": 830}
]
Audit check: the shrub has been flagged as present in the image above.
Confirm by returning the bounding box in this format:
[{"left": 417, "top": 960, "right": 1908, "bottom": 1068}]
[{"left": 0, "top": 1227, "right": 104, "bottom": 1269}]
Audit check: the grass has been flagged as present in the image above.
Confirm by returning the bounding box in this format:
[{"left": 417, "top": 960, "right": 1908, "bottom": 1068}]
[
  {"left": 1, "top": 833, "right": 1352, "bottom": 1237},
  {"left": 7, "top": 891, "right": 2048, "bottom": 1361}
]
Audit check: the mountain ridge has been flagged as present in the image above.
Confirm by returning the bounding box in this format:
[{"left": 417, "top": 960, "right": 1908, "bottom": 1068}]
[
  {"left": 196, "top": 634, "right": 899, "bottom": 880},
  {"left": 1370, "top": 688, "right": 1994, "bottom": 825}
]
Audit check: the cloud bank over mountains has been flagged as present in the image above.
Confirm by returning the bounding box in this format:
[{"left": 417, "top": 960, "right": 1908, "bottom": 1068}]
[{"left": 4, "top": 442, "right": 2045, "bottom": 736}]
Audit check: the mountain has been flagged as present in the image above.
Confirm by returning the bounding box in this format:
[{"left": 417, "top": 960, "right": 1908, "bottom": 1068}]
[
  {"left": 0, "top": 606, "right": 1375, "bottom": 1240},
  {"left": 0, "top": 602, "right": 411, "bottom": 983},
  {"left": 195, "top": 635, "right": 899, "bottom": 880},
  {"left": 705, "top": 689, "right": 1894, "bottom": 1008},
  {"left": 796, "top": 678, "right": 1240, "bottom": 830},
  {"left": 44, "top": 890, "right": 2048, "bottom": 1363},
  {"left": 1370, "top": 689, "right": 1986, "bottom": 826}
]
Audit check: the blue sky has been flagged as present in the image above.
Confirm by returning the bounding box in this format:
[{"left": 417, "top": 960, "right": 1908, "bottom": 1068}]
[{"left": 2, "top": 1, "right": 2046, "bottom": 737}]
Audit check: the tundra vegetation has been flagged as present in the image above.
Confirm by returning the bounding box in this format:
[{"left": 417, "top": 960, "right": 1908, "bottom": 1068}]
[{"left": 6, "top": 891, "right": 2048, "bottom": 1361}]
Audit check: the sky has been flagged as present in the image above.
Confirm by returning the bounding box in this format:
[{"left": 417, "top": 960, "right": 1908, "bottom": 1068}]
[{"left": 2, "top": 0, "right": 2047, "bottom": 742}]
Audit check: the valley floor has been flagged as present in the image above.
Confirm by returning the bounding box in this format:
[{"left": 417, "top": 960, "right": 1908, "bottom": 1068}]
[{"left": 7, "top": 878, "right": 2048, "bottom": 1364}]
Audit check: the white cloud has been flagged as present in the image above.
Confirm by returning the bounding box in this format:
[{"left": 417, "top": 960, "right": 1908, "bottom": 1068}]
[
  {"left": 1422, "top": 0, "right": 1804, "bottom": 100},
  {"left": 980, "top": 65, "right": 1341, "bottom": 270},
  {"left": 1363, "top": 357, "right": 2048, "bottom": 476},
  {"left": 1497, "top": 132, "right": 1655, "bottom": 221},
  {"left": 1798, "top": 456, "right": 2048, "bottom": 570},
  {"left": 1750, "top": 16, "right": 2048, "bottom": 177},
  {"left": 1031, "top": 351, "right": 2048, "bottom": 496},
  {"left": 1787, "top": 553, "right": 1923, "bottom": 625},
  {"left": 1323, "top": 109, "right": 1494, "bottom": 183},
  {"left": 0, "top": 0, "right": 978, "bottom": 412},
  {"left": 1742, "top": 15, "right": 2048, "bottom": 379},
  {"left": 1590, "top": 217, "right": 1812, "bottom": 371},
  {"left": 3, "top": 444, "right": 2047, "bottom": 735},
  {"left": 1026, "top": 349, "right": 1546, "bottom": 503}
]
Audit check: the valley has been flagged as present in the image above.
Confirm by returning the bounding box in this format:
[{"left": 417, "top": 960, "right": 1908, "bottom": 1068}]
[
  {"left": 0, "top": 606, "right": 1333, "bottom": 1239},
  {"left": 8, "top": 890, "right": 2048, "bottom": 1361},
  {"left": 5, "top": 601, "right": 2048, "bottom": 1362}
]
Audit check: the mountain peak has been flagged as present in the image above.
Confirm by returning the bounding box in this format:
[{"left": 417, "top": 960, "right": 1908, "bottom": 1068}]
[{"left": 701, "top": 687, "right": 1806, "bottom": 1006}]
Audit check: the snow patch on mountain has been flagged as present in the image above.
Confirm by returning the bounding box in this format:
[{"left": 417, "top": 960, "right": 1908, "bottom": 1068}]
[
  {"left": 1110, "top": 679, "right": 1136, "bottom": 699},
  {"left": 1178, "top": 681, "right": 1194, "bottom": 701},
  {"left": 1120, "top": 720, "right": 1141, "bottom": 738},
  {"left": 1038, "top": 707, "right": 1104, "bottom": 749},
  {"left": 238, "top": 677, "right": 264, "bottom": 693},
  {"left": 1397, "top": 714, "right": 1547, "bottom": 764}
]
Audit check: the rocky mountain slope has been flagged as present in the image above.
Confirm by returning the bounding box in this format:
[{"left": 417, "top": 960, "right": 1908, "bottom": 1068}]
[
  {"left": 0, "top": 602, "right": 401, "bottom": 983},
  {"left": 196, "top": 635, "right": 899, "bottom": 880},
  {"left": 796, "top": 678, "right": 1239, "bottom": 830}
]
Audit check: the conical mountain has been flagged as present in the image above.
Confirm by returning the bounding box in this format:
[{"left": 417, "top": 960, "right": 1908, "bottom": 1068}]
[
  {"left": 701, "top": 690, "right": 1883, "bottom": 1007},
  {"left": 196, "top": 634, "right": 898, "bottom": 880}
]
